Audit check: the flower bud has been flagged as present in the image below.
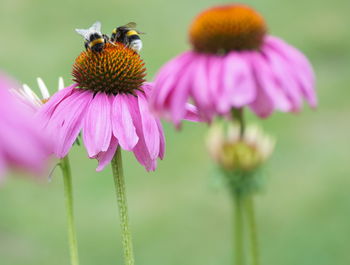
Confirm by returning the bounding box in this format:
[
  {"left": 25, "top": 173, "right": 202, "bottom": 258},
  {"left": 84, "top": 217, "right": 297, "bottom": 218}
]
[{"left": 207, "top": 122, "right": 274, "bottom": 172}]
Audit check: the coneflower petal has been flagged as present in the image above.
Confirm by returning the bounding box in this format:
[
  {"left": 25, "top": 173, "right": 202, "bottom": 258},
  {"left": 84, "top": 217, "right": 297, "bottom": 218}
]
[
  {"left": 48, "top": 90, "right": 93, "bottom": 157},
  {"left": 156, "top": 120, "right": 165, "bottom": 160},
  {"left": 128, "top": 95, "right": 156, "bottom": 171},
  {"left": 192, "top": 56, "right": 214, "bottom": 121},
  {"left": 112, "top": 94, "right": 138, "bottom": 151},
  {"left": 138, "top": 92, "right": 160, "bottom": 160},
  {"left": 95, "top": 137, "right": 119, "bottom": 172},
  {"left": 83, "top": 92, "right": 112, "bottom": 157},
  {"left": 37, "top": 84, "right": 76, "bottom": 126},
  {"left": 250, "top": 52, "right": 292, "bottom": 112},
  {"left": 224, "top": 52, "right": 256, "bottom": 108},
  {"left": 152, "top": 52, "right": 194, "bottom": 111},
  {"left": 264, "top": 46, "right": 303, "bottom": 112},
  {"left": 169, "top": 58, "right": 194, "bottom": 125},
  {"left": 58, "top": 77, "right": 65, "bottom": 91},
  {"left": 266, "top": 37, "right": 316, "bottom": 107},
  {"left": 207, "top": 55, "right": 225, "bottom": 114},
  {"left": 37, "top": 77, "right": 50, "bottom": 100},
  {"left": 249, "top": 80, "right": 274, "bottom": 118}
]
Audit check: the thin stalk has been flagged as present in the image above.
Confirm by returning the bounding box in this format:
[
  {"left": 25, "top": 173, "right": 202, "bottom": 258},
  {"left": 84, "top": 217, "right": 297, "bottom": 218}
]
[
  {"left": 233, "top": 191, "right": 245, "bottom": 265},
  {"left": 246, "top": 196, "right": 260, "bottom": 265},
  {"left": 60, "top": 156, "right": 79, "bottom": 265},
  {"left": 230, "top": 107, "right": 261, "bottom": 265},
  {"left": 231, "top": 108, "right": 245, "bottom": 138},
  {"left": 111, "top": 147, "right": 135, "bottom": 265}
]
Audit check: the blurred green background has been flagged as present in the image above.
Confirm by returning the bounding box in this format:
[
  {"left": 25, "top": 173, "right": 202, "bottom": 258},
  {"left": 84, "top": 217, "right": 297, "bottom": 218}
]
[{"left": 1, "top": 0, "right": 350, "bottom": 264}]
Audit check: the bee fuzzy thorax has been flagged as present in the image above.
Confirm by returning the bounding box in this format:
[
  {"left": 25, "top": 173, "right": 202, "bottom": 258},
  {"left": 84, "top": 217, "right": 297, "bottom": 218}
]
[
  {"left": 110, "top": 22, "right": 143, "bottom": 53},
  {"left": 89, "top": 38, "right": 104, "bottom": 48},
  {"left": 126, "top": 30, "right": 138, "bottom": 36}
]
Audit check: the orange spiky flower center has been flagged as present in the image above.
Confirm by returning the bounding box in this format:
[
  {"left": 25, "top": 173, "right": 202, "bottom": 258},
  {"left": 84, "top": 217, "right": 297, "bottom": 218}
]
[
  {"left": 72, "top": 43, "right": 146, "bottom": 94},
  {"left": 189, "top": 4, "right": 267, "bottom": 54}
]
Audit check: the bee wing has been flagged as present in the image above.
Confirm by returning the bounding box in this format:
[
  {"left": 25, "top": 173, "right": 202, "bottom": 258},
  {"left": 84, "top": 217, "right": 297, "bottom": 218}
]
[
  {"left": 75, "top": 28, "right": 90, "bottom": 40},
  {"left": 137, "top": 30, "right": 145, "bottom": 34},
  {"left": 90, "top": 21, "right": 102, "bottom": 34},
  {"left": 75, "top": 21, "right": 102, "bottom": 40},
  {"left": 124, "top": 22, "right": 137, "bottom": 28}
]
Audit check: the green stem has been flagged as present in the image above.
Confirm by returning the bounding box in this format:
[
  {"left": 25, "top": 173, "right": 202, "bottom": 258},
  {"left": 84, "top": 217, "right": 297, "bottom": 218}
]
[
  {"left": 231, "top": 108, "right": 245, "bottom": 138},
  {"left": 246, "top": 196, "right": 260, "bottom": 265},
  {"left": 60, "top": 156, "right": 79, "bottom": 265},
  {"left": 111, "top": 147, "right": 135, "bottom": 265},
  {"left": 233, "top": 192, "right": 245, "bottom": 265}
]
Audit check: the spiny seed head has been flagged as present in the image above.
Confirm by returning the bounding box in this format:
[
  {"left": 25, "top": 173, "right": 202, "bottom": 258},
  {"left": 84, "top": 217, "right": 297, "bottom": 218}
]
[
  {"left": 189, "top": 4, "right": 267, "bottom": 54},
  {"left": 72, "top": 43, "right": 146, "bottom": 94}
]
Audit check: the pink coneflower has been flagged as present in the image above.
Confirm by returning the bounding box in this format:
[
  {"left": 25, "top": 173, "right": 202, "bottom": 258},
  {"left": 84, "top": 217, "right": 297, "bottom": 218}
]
[
  {"left": 0, "top": 72, "right": 50, "bottom": 177},
  {"left": 151, "top": 4, "right": 316, "bottom": 124},
  {"left": 38, "top": 42, "right": 165, "bottom": 171}
]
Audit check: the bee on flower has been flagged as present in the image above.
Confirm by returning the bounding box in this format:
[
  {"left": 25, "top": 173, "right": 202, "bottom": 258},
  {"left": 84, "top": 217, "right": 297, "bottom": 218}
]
[
  {"left": 75, "top": 21, "right": 110, "bottom": 53},
  {"left": 37, "top": 21, "right": 166, "bottom": 171},
  {"left": 34, "top": 21, "right": 200, "bottom": 265},
  {"left": 110, "top": 22, "right": 144, "bottom": 53}
]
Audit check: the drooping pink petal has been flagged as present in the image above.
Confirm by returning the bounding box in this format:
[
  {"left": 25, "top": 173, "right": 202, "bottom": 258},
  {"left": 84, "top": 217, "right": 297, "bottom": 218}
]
[
  {"left": 265, "top": 36, "right": 317, "bottom": 107},
  {"left": 0, "top": 118, "right": 48, "bottom": 173},
  {"left": 191, "top": 55, "right": 215, "bottom": 121},
  {"left": 246, "top": 53, "right": 274, "bottom": 118},
  {"left": 141, "top": 82, "right": 153, "bottom": 97},
  {"left": 250, "top": 52, "right": 292, "bottom": 112},
  {"left": 222, "top": 52, "right": 256, "bottom": 109},
  {"left": 83, "top": 92, "right": 112, "bottom": 157},
  {"left": 168, "top": 58, "right": 195, "bottom": 125},
  {"left": 249, "top": 88, "right": 274, "bottom": 118},
  {"left": 0, "top": 121, "right": 46, "bottom": 173},
  {"left": 137, "top": 92, "right": 160, "bottom": 160},
  {"left": 156, "top": 120, "right": 165, "bottom": 160},
  {"left": 37, "top": 84, "right": 76, "bottom": 127},
  {"left": 206, "top": 55, "right": 225, "bottom": 114},
  {"left": 263, "top": 45, "right": 303, "bottom": 112},
  {"left": 151, "top": 52, "right": 202, "bottom": 125},
  {"left": 0, "top": 77, "right": 50, "bottom": 176},
  {"left": 152, "top": 52, "right": 194, "bottom": 112},
  {"left": 47, "top": 89, "right": 93, "bottom": 157},
  {"left": 128, "top": 95, "right": 157, "bottom": 171},
  {"left": 95, "top": 136, "right": 119, "bottom": 172},
  {"left": 133, "top": 138, "right": 157, "bottom": 171},
  {"left": 184, "top": 103, "right": 201, "bottom": 122},
  {"left": 111, "top": 94, "right": 138, "bottom": 151}
]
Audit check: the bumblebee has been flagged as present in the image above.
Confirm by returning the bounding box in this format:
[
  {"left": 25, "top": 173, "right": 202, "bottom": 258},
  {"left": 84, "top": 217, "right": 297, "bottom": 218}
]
[
  {"left": 75, "top": 21, "right": 109, "bottom": 52},
  {"left": 111, "top": 22, "right": 143, "bottom": 53}
]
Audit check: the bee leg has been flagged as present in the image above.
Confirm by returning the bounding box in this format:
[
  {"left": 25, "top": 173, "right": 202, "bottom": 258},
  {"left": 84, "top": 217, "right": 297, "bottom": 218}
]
[{"left": 103, "top": 34, "right": 109, "bottom": 42}]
